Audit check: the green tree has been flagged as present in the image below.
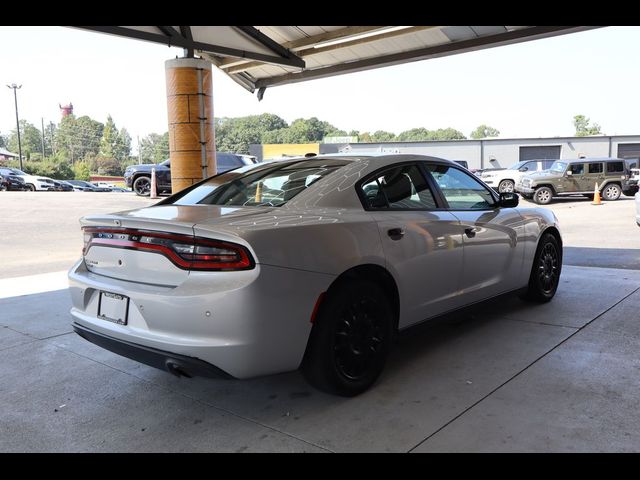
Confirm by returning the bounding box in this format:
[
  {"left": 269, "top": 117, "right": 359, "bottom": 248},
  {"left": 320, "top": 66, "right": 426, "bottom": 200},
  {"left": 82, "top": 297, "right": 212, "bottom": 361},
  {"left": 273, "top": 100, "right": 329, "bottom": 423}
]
[
  {"left": 358, "top": 132, "right": 372, "bottom": 143},
  {"left": 0, "top": 132, "right": 7, "bottom": 149},
  {"left": 215, "top": 113, "right": 288, "bottom": 153},
  {"left": 95, "top": 155, "right": 122, "bottom": 175},
  {"left": 396, "top": 127, "right": 466, "bottom": 142},
  {"left": 139, "top": 132, "right": 170, "bottom": 164},
  {"left": 573, "top": 114, "right": 603, "bottom": 136},
  {"left": 370, "top": 130, "right": 397, "bottom": 142},
  {"left": 115, "top": 127, "right": 132, "bottom": 164},
  {"left": 8, "top": 120, "right": 42, "bottom": 160},
  {"left": 55, "top": 114, "right": 103, "bottom": 163},
  {"left": 100, "top": 115, "right": 118, "bottom": 158},
  {"left": 470, "top": 125, "right": 500, "bottom": 139},
  {"left": 73, "top": 161, "right": 91, "bottom": 180}
]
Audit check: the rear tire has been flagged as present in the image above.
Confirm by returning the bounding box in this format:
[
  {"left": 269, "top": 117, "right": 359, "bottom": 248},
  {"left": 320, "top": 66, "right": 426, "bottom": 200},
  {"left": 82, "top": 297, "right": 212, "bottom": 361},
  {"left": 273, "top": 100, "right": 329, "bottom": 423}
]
[
  {"left": 133, "top": 176, "right": 151, "bottom": 196},
  {"left": 521, "top": 233, "right": 562, "bottom": 303},
  {"left": 302, "top": 280, "right": 393, "bottom": 396},
  {"left": 533, "top": 186, "right": 553, "bottom": 205},
  {"left": 601, "top": 183, "right": 621, "bottom": 201}
]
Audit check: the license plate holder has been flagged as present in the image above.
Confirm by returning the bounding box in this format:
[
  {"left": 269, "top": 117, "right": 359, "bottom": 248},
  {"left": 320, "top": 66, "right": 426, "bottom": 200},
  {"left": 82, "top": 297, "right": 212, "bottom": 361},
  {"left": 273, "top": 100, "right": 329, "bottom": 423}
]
[{"left": 98, "top": 291, "right": 129, "bottom": 325}]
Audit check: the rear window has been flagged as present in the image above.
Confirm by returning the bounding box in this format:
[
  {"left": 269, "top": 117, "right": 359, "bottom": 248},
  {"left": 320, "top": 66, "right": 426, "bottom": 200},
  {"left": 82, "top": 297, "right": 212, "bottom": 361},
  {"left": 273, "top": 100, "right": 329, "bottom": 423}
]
[
  {"left": 217, "top": 153, "right": 243, "bottom": 170},
  {"left": 607, "top": 161, "right": 624, "bottom": 173},
  {"left": 169, "top": 159, "right": 348, "bottom": 207}
]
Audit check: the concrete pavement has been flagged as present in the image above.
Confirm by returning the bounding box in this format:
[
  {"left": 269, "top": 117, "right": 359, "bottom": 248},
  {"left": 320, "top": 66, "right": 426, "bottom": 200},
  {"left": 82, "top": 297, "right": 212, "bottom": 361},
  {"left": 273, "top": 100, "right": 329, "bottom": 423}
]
[{"left": 1, "top": 265, "right": 639, "bottom": 452}]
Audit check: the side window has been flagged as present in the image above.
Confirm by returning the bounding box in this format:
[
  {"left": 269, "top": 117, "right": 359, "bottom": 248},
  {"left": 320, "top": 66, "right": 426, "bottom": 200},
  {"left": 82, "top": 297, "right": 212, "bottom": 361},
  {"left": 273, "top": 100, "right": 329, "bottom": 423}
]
[
  {"left": 425, "top": 164, "right": 496, "bottom": 210},
  {"left": 607, "top": 161, "right": 624, "bottom": 173},
  {"left": 542, "top": 160, "right": 555, "bottom": 169},
  {"left": 569, "top": 163, "right": 585, "bottom": 175},
  {"left": 360, "top": 164, "right": 437, "bottom": 210},
  {"left": 588, "top": 163, "right": 603, "bottom": 174},
  {"left": 522, "top": 161, "right": 536, "bottom": 171}
]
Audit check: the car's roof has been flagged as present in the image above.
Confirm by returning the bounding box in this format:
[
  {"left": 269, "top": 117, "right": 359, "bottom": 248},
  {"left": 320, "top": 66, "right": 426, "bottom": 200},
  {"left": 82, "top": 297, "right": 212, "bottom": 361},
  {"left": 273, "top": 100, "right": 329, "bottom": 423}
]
[{"left": 262, "top": 153, "right": 458, "bottom": 166}]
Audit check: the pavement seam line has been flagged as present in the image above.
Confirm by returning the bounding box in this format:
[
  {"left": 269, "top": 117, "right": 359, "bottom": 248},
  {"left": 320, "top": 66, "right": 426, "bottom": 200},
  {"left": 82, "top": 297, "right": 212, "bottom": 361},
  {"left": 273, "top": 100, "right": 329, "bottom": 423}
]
[
  {"left": 46, "top": 339, "right": 334, "bottom": 453},
  {"left": 500, "top": 317, "right": 580, "bottom": 329},
  {"left": 407, "top": 285, "right": 640, "bottom": 453}
]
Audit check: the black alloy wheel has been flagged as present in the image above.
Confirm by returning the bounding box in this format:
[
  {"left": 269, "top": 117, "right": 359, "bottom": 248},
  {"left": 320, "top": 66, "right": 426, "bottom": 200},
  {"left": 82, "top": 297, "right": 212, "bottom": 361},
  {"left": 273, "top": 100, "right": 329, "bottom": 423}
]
[
  {"left": 133, "top": 176, "right": 151, "bottom": 196},
  {"left": 522, "top": 232, "right": 562, "bottom": 303},
  {"left": 302, "top": 280, "right": 393, "bottom": 396}
]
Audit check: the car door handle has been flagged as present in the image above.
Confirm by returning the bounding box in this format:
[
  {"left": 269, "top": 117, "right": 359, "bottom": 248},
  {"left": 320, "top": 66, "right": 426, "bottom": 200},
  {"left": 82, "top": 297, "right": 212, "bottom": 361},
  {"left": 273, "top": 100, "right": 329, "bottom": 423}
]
[
  {"left": 387, "top": 228, "right": 405, "bottom": 240},
  {"left": 464, "top": 227, "right": 478, "bottom": 238}
]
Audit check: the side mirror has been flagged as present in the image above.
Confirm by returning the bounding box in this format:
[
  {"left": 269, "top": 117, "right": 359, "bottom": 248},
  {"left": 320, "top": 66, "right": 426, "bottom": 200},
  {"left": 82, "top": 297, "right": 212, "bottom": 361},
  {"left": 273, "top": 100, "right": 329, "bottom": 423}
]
[
  {"left": 519, "top": 166, "right": 529, "bottom": 172},
  {"left": 566, "top": 170, "right": 573, "bottom": 176},
  {"left": 499, "top": 192, "right": 519, "bottom": 208}
]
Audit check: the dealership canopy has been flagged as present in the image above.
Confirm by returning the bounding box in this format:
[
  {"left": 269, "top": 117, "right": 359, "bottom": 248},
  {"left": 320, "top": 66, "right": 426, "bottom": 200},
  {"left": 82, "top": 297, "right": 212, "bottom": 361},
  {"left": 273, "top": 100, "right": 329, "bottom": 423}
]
[{"left": 72, "top": 26, "right": 599, "bottom": 97}]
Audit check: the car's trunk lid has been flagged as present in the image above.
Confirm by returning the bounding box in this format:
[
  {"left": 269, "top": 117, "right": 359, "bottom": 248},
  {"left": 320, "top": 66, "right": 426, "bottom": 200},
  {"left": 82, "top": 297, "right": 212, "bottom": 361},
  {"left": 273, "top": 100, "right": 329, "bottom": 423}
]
[{"left": 80, "top": 205, "right": 270, "bottom": 285}]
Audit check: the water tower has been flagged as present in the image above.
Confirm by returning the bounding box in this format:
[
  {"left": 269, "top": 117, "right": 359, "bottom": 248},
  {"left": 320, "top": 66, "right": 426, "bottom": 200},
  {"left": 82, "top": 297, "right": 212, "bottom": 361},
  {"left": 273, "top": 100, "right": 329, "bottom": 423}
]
[{"left": 59, "top": 103, "right": 73, "bottom": 118}]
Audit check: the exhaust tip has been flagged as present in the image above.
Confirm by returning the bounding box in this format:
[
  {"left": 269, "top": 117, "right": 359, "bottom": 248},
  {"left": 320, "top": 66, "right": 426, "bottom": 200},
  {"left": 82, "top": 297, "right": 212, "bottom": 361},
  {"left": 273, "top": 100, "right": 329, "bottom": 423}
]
[{"left": 165, "top": 360, "right": 193, "bottom": 378}]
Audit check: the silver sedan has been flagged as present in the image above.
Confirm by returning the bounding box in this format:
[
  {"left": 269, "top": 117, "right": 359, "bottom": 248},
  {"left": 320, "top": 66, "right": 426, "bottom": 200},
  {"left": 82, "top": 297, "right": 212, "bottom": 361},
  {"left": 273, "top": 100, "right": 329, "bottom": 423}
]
[{"left": 68, "top": 155, "right": 562, "bottom": 396}]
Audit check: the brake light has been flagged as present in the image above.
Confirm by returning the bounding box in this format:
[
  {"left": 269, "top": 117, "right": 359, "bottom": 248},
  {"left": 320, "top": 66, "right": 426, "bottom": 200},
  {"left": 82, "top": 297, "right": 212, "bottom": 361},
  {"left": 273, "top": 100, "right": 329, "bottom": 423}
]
[{"left": 82, "top": 227, "right": 254, "bottom": 271}]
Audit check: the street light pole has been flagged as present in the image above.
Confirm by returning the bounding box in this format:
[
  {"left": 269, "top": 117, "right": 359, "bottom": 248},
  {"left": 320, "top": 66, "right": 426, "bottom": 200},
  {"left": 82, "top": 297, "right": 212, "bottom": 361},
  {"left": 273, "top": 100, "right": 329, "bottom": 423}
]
[{"left": 7, "top": 83, "right": 23, "bottom": 170}]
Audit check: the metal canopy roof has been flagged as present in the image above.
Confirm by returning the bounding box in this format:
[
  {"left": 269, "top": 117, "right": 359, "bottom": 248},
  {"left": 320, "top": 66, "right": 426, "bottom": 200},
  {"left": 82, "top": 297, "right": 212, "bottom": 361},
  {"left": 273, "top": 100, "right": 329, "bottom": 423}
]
[{"left": 73, "top": 26, "right": 600, "bottom": 97}]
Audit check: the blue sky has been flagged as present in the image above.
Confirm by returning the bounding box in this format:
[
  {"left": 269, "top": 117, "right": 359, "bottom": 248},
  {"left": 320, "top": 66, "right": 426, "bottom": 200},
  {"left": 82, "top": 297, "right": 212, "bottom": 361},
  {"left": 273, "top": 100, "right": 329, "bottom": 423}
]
[{"left": 1, "top": 26, "right": 639, "bottom": 152}]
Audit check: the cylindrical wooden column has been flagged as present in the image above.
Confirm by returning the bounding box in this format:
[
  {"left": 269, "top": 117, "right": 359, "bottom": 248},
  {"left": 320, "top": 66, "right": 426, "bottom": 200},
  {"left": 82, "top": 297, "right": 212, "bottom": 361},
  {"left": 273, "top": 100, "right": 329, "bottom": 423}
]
[{"left": 165, "top": 58, "right": 216, "bottom": 194}]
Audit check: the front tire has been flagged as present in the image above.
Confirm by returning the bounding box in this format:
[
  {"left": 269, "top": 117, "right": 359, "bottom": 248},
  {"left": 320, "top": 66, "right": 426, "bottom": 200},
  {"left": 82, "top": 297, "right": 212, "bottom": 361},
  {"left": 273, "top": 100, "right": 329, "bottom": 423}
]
[
  {"left": 498, "top": 179, "right": 515, "bottom": 193},
  {"left": 133, "top": 176, "right": 151, "bottom": 196},
  {"left": 533, "top": 186, "right": 553, "bottom": 205},
  {"left": 522, "top": 233, "right": 562, "bottom": 303},
  {"left": 601, "top": 183, "right": 621, "bottom": 201},
  {"left": 26, "top": 184, "right": 36, "bottom": 191},
  {"left": 302, "top": 280, "right": 394, "bottom": 396}
]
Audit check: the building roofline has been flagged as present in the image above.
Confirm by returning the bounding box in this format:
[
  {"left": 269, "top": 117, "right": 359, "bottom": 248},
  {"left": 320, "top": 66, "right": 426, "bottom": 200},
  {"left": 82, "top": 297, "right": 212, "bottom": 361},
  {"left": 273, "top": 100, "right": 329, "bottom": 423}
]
[{"left": 344, "top": 134, "right": 640, "bottom": 145}]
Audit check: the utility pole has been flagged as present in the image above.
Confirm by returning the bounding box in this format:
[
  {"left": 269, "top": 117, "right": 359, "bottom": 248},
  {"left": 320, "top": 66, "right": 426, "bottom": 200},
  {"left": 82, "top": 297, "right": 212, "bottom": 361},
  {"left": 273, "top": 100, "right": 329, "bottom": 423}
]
[
  {"left": 6, "top": 83, "right": 23, "bottom": 170},
  {"left": 40, "top": 117, "right": 46, "bottom": 159}
]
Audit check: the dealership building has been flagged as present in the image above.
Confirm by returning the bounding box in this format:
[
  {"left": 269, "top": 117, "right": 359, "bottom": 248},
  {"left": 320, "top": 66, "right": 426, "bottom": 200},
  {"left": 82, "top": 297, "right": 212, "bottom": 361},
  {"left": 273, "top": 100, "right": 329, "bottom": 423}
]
[{"left": 250, "top": 135, "right": 640, "bottom": 170}]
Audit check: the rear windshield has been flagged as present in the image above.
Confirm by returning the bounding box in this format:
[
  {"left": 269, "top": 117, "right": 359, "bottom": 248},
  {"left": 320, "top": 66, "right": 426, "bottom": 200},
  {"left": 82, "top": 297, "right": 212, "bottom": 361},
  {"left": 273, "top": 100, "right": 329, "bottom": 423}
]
[{"left": 168, "top": 159, "right": 348, "bottom": 207}]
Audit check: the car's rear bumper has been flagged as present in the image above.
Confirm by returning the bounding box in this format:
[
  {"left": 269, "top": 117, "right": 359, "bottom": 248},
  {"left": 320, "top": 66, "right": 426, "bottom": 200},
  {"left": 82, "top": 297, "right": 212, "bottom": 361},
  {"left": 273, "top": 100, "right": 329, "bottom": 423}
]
[
  {"left": 73, "top": 322, "right": 233, "bottom": 378},
  {"left": 68, "top": 259, "right": 334, "bottom": 379}
]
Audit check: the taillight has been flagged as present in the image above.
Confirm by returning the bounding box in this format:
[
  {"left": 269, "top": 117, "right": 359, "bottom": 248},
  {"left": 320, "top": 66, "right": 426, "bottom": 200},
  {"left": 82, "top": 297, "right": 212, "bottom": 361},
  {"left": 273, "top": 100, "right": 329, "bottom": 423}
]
[{"left": 82, "top": 227, "right": 254, "bottom": 271}]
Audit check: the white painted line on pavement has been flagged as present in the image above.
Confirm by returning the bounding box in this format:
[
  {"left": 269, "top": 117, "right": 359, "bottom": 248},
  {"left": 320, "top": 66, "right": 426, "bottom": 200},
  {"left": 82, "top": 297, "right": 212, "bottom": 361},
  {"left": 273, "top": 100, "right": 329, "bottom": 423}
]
[{"left": 0, "top": 270, "right": 69, "bottom": 299}]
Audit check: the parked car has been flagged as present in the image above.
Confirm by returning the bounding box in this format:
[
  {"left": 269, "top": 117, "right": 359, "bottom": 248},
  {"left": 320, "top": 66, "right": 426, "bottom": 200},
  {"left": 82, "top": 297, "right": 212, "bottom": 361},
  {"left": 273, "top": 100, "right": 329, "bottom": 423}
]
[
  {"left": 65, "top": 180, "right": 112, "bottom": 192},
  {"left": 481, "top": 159, "right": 555, "bottom": 193},
  {"left": 50, "top": 180, "right": 74, "bottom": 192},
  {"left": 93, "top": 181, "right": 117, "bottom": 188},
  {"left": 69, "top": 154, "right": 562, "bottom": 396},
  {"left": 124, "top": 153, "right": 259, "bottom": 196},
  {"left": 516, "top": 157, "right": 635, "bottom": 204},
  {"left": 1, "top": 173, "right": 27, "bottom": 191},
  {"left": 0, "top": 167, "right": 57, "bottom": 191},
  {"left": 108, "top": 186, "right": 130, "bottom": 192}
]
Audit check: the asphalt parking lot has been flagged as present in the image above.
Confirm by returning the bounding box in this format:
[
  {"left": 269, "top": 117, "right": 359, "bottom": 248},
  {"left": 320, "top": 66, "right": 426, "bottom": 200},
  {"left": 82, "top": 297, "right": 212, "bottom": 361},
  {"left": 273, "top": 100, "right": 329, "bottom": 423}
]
[{"left": 1, "top": 191, "right": 639, "bottom": 452}]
